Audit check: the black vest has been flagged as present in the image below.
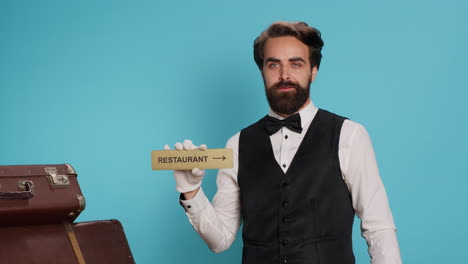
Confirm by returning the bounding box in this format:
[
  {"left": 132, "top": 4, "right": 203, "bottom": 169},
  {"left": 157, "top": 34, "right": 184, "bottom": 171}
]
[{"left": 238, "top": 109, "right": 355, "bottom": 264}]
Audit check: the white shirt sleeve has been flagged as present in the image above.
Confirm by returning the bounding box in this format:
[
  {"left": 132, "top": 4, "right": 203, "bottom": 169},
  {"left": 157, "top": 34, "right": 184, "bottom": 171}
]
[
  {"left": 339, "top": 120, "right": 402, "bottom": 264},
  {"left": 179, "top": 132, "right": 241, "bottom": 253}
]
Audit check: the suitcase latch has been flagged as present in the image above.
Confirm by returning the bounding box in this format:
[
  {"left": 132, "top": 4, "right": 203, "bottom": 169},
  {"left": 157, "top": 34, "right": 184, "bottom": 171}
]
[{"left": 45, "top": 167, "right": 70, "bottom": 188}]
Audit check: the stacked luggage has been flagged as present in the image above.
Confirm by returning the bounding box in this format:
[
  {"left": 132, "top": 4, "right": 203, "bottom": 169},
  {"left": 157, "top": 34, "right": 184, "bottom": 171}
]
[{"left": 0, "top": 164, "right": 135, "bottom": 264}]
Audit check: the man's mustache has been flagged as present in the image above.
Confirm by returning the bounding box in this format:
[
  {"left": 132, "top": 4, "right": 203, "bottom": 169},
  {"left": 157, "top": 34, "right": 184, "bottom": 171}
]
[{"left": 275, "top": 81, "right": 300, "bottom": 90}]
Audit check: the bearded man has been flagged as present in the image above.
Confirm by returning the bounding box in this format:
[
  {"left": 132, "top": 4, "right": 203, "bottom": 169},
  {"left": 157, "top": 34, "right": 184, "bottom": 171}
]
[{"left": 167, "top": 21, "right": 402, "bottom": 264}]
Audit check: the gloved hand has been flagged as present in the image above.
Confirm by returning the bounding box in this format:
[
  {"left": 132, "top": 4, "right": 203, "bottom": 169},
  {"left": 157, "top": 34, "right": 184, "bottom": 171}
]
[{"left": 164, "top": 139, "right": 207, "bottom": 193}]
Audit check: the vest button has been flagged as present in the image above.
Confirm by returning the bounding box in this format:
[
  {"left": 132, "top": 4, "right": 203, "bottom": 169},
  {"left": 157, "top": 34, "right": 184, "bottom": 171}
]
[
  {"left": 281, "top": 201, "right": 288, "bottom": 207},
  {"left": 281, "top": 258, "right": 288, "bottom": 263},
  {"left": 282, "top": 240, "right": 288, "bottom": 246},
  {"left": 281, "top": 217, "right": 289, "bottom": 223}
]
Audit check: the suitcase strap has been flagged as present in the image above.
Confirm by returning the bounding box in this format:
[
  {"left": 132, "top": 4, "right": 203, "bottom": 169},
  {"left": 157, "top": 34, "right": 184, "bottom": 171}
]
[{"left": 64, "top": 223, "right": 86, "bottom": 264}]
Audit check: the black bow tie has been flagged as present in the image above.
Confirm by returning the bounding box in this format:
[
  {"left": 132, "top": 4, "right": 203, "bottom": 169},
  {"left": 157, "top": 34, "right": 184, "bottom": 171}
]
[{"left": 264, "top": 113, "right": 303, "bottom": 135}]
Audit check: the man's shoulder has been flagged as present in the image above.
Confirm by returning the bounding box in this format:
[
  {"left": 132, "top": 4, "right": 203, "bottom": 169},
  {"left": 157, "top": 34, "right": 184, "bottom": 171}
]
[
  {"left": 318, "top": 108, "right": 348, "bottom": 123},
  {"left": 316, "top": 109, "right": 371, "bottom": 138},
  {"left": 324, "top": 110, "right": 370, "bottom": 144},
  {"left": 225, "top": 131, "right": 240, "bottom": 149}
]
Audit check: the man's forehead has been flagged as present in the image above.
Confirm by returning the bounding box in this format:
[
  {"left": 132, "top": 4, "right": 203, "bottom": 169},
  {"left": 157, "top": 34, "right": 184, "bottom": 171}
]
[{"left": 263, "top": 36, "right": 309, "bottom": 60}]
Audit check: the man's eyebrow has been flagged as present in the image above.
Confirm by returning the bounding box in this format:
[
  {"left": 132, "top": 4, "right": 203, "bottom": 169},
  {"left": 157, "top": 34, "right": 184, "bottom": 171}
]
[
  {"left": 289, "top": 57, "right": 306, "bottom": 62},
  {"left": 265, "top": 57, "right": 281, "bottom": 63}
]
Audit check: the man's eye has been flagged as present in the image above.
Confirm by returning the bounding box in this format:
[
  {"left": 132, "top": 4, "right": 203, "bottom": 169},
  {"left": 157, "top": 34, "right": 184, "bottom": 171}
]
[
  {"left": 269, "top": 63, "right": 279, "bottom": 68},
  {"left": 292, "top": 63, "right": 302, "bottom": 68}
]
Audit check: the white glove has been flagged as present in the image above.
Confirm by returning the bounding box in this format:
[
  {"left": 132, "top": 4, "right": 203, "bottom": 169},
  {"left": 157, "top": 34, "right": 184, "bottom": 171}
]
[{"left": 164, "top": 139, "right": 207, "bottom": 193}]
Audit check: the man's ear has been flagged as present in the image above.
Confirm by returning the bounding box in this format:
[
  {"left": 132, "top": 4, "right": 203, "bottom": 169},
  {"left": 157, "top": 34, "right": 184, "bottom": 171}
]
[{"left": 311, "top": 66, "right": 318, "bottom": 82}]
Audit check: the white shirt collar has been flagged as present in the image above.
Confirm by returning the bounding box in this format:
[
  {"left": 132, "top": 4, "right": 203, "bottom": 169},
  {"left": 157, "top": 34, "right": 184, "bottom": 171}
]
[{"left": 268, "top": 100, "right": 319, "bottom": 133}]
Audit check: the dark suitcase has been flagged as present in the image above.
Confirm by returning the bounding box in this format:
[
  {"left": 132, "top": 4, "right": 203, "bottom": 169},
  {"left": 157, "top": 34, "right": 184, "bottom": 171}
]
[
  {"left": 0, "top": 219, "right": 135, "bottom": 264},
  {"left": 0, "top": 164, "right": 135, "bottom": 264},
  {"left": 0, "top": 164, "right": 85, "bottom": 226}
]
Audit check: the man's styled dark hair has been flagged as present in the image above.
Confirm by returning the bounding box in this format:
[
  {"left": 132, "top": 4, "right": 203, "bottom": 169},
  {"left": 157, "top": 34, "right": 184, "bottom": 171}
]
[{"left": 253, "top": 21, "right": 324, "bottom": 70}]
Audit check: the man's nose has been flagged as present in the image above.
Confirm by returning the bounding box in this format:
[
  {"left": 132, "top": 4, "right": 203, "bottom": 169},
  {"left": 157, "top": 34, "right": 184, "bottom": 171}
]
[{"left": 280, "top": 65, "right": 291, "bottom": 81}]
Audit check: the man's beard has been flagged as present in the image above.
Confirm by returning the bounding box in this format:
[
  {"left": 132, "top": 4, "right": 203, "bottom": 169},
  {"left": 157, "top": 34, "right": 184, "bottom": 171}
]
[{"left": 265, "top": 80, "right": 311, "bottom": 115}]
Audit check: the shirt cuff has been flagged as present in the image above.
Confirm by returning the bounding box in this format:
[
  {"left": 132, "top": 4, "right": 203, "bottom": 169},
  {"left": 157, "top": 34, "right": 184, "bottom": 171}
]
[{"left": 179, "top": 188, "right": 210, "bottom": 214}]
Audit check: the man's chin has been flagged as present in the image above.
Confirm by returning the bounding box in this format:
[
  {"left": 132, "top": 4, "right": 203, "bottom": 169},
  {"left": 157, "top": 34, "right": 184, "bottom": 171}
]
[
  {"left": 266, "top": 85, "right": 309, "bottom": 115},
  {"left": 272, "top": 100, "right": 301, "bottom": 115}
]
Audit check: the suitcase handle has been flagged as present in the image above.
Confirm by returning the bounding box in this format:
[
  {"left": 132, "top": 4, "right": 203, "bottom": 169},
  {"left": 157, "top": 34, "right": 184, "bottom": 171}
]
[{"left": 0, "top": 180, "right": 34, "bottom": 200}]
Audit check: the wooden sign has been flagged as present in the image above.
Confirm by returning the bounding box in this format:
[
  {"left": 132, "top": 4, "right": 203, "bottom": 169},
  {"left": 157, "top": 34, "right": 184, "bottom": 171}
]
[{"left": 151, "top": 149, "right": 233, "bottom": 170}]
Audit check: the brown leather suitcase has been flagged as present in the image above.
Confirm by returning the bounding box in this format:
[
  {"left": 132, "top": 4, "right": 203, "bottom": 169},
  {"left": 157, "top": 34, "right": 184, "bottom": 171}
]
[
  {"left": 0, "top": 164, "right": 85, "bottom": 226},
  {"left": 0, "top": 219, "right": 135, "bottom": 264},
  {"left": 0, "top": 164, "right": 135, "bottom": 263}
]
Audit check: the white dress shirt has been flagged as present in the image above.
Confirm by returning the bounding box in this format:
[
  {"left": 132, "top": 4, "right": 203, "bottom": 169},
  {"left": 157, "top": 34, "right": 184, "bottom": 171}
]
[{"left": 180, "top": 101, "right": 402, "bottom": 264}]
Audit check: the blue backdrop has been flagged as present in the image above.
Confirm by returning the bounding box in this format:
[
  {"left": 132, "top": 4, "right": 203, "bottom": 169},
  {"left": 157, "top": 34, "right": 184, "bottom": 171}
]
[{"left": 1, "top": 0, "right": 467, "bottom": 263}]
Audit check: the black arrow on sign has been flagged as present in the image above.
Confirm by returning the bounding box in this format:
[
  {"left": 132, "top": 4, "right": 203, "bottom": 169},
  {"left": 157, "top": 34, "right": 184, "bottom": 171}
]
[{"left": 213, "top": 156, "right": 226, "bottom": 161}]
